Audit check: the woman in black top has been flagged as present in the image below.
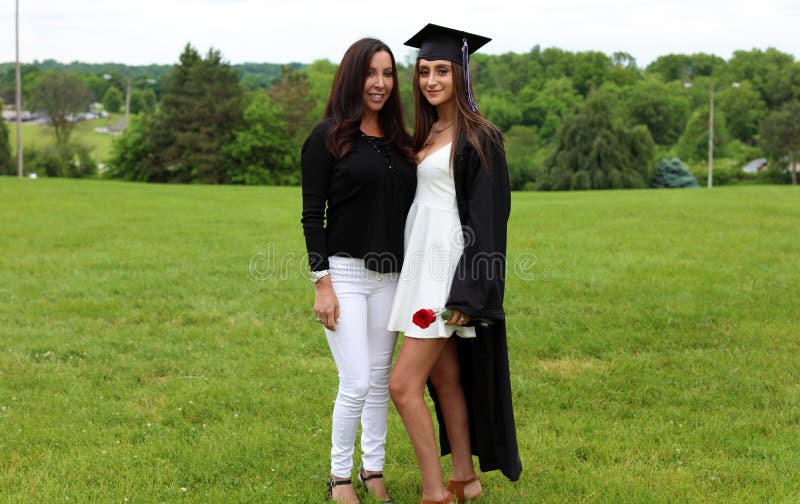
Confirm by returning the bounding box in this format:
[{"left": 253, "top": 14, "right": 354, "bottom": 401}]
[{"left": 301, "top": 38, "right": 416, "bottom": 504}]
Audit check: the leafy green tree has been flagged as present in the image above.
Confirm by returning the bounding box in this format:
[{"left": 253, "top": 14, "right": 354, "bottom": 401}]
[
  {"left": 645, "top": 54, "right": 690, "bottom": 82},
  {"left": 222, "top": 92, "right": 298, "bottom": 185},
  {"left": 1, "top": 64, "right": 39, "bottom": 104},
  {"left": 20, "top": 67, "right": 41, "bottom": 105},
  {"left": 157, "top": 44, "right": 244, "bottom": 183},
  {"left": 0, "top": 69, "right": 12, "bottom": 103},
  {"left": 237, "top": 62, "right": 296, "bottom": 90},
  {"left": 676, "top": 108, "right": 730, "bottom": 163},
  {"left": 108, "top": 44, "right": 244, "bottom": 183},
  {"left": 481, "top": 92, "right": 522, "bottom": 131},
  {"left": 0, "top": 119, "right": 13, "bottom": 175},
  {"left": 538, "top": 92, "right": 655, "bottom": 190},
  {"left": 759, "top": 101, "right": 800, "bottom": 185},
  {"left": 396, "top": 60, "right": 416, "bottom": 128},
  {"left": 79, "top": 73, "right": 108, "bottom": 102},
  {"left": 107, "top": 114, "right": 165, "bottom": 182},
  {"left": 646, "top": 53, "right": 726, "bottom": 82},
  {"left": 627, "top": 76, "right": 690, "bottom": 145},
  {"left": 305, "top": 59, "right": 338, "bottom": 121},
  {"left": 518, "top": 77, "right": 583, "bottom": 141},
  {"left": 608, "top": 52, "right": 640, "bottom": 88},
  {"left": 472, "top": 52, "right": 533, "bottom": 95},
  {"left": 31, "top": 70, "right": 93, "bottom": 148},
  {"left": 716, "top": 81, "right": 768, "bottom": 144},
  {"left": 504, "top": 125, "right": 543, "bottom": 190},
  {"left": 268, "top": 66, "right": 316, "bottom": 141},
  {"left": 540, "top": 47, "right": 576, "bottom": 81},
  {"left": 129, "top": 88, "right": 156, "bottom": 114},
  {"left": 102, "top": 86, "right": 123, "bottom": 113},
  {"left": 572, "top": 51, "right": 611, "bottom": 95},
  {"left": 727, "top": 48, "right": 800, "bottom": 109}
]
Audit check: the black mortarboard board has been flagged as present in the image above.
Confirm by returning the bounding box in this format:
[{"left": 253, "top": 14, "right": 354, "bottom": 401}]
[{"left": 404, "top": 23, "right": 491, "bottom": 64}]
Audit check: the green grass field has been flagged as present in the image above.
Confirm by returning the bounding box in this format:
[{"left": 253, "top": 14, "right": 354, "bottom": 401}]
[
  {"left": 7, "top": 118, "right": 118, "bottom": 163},
  {"left": 1, "top": 178, "right": 798, "bottom": 503}
]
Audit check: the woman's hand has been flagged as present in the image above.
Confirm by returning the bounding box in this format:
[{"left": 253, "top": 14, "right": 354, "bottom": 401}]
[
  {"left": 445, "top": 309, "right": 471, "bottom": 326},
  {"left": 314, "top": 277, "right": 339, "bottom": 331}
]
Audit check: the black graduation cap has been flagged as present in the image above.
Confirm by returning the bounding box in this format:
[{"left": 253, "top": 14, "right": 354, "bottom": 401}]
[{"left": 404, "top": 23, "right": 491, "bottom": 64}]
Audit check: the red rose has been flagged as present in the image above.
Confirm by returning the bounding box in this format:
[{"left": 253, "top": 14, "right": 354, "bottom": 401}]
[{"left": 412, "top": 308, "right": 437, "bottom": 329}]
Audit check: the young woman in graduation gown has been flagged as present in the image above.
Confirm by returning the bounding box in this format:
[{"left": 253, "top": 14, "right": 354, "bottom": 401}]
[
  {"left": 301, "top": 38, "right": 416, "bottom": 504},
  {"left": 387, "top": 24, "right": 522, "bottom": 504}
]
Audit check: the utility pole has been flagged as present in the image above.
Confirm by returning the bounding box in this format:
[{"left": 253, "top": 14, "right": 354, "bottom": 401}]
[
  {"left": 103, "top": 73, "right": 132, "bottom": 126},
  {"left": 15, "top": 0, "right": 23, "bottom": 177},
  {"left": 707, "top": 82, "right": 714, "bottom": 189},
  {"left": 125, "top": 76, "right": 131, "bottom": 124}
]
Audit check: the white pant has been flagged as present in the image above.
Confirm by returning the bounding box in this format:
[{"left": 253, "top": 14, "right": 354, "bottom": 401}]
[{"left": 324, "top": 256, "right": 399, "bottom": 477}]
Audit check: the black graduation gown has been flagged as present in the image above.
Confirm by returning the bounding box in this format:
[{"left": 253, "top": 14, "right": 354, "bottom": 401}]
[{"left": 427, "top": 131, "right": 523, "bottom": 482}]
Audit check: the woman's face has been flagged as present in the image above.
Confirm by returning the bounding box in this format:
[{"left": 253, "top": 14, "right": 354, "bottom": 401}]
[
  {"left": 418, "top": 59, "right": 454, "bottom": 108},
  {"left": 363, "top": 50, "right": 394, "bottom": 114}
]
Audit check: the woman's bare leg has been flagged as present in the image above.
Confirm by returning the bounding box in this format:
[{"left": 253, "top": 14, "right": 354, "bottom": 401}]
[
  {"left": 429, "top": 338, "right": 482, "bottom": 498},
  {"left": 389, "top": 337, "right": 450, "bottom": 501}
]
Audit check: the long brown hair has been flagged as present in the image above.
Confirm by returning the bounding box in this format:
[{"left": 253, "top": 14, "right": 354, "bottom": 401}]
[
  {"left": 324, "top": 38, "right": 413, "bottom": 162},
  {"left": 412, "top": 60, "right": 502, "bottom": 170}
]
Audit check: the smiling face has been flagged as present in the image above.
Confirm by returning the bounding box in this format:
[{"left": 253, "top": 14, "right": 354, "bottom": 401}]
[
  {"left": 417, "top": 59, "right": 454, "bottom": 108},
  {"left": 362, "top": 50, "right": 394, "bottom": 114}
]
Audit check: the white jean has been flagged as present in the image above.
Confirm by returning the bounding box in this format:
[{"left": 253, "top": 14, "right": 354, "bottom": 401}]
[{"left": 324, "top": 256, "right": 399, "bottom": 477}]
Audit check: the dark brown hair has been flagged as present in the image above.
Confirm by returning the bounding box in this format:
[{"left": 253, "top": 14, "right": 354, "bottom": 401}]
[
  {"left": 324, "top": 38, "right": 413, "bottom": 162},
  {"left": 412, "top": 60, "right": 501, "bottom": 170}
]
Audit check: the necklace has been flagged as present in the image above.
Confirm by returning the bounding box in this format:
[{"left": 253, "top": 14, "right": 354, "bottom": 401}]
[{"left": 424, "top": 121, "right": 453, "bottom": 146}]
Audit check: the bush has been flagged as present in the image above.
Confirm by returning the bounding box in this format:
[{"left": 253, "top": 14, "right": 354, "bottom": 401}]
[
  {"left": 651, "top": 158, "right": 699, "bottom": 188},
  {"left": 689, "top": 158, "right": 759, "bottom": 186},
  {"left": 723, "top": 140, "right": 764, "bottom": 166},
  {"left": 24, "top": 144, "right": 97, "bottom": 178},
  {"left": 754, "top": 167, "right": 793, "bottom": 184},
  {"left": 0, "top": 119, "right": 13, "bottom": 175}
]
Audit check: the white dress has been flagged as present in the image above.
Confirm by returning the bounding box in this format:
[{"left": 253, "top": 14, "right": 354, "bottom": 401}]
[{"left": 387, "top": 143, "right": 476, "bottom": 339}]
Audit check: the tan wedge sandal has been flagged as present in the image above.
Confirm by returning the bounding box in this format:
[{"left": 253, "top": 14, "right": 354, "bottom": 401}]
[
  {"left": 446, "top": 476, "right": 482, "bottom": 502},
  {"left": 420, "top": 492, "right": 455, "bottom": 504}
]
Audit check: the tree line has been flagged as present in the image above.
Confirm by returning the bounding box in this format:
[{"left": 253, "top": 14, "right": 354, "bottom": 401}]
[{"left": 1, "top": 45, "right": 799, "bottom": 187}]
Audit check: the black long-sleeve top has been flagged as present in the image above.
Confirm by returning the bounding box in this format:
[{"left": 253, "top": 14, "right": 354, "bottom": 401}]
[{"left": 301, "top": 119, "right": 417, "bottom": 274}]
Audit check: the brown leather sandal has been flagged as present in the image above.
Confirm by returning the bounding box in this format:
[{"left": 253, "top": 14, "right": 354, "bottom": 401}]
[
  {"left": 420, "top": 492, "right": 455, "bottom": 504},
  {"left": 446, "top": 476, "right": 482, "bottom": 502}
]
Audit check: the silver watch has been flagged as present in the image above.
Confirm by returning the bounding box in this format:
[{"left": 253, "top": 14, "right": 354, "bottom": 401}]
[{"left": 311, "top": 269, "right": 330, "bottom": 283}]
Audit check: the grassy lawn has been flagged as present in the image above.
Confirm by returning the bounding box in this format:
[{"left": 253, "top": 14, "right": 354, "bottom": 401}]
[
  {"left": 1, "top": 178, "right": 798, "bottom": 503},
  {"left": 7, "top": 117, "right": 119, "bottom": 163}
]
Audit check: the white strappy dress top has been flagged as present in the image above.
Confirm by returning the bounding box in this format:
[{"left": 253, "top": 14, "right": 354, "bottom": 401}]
[{"left": 387, "top": 143, "right": 476, "bottom": 339}]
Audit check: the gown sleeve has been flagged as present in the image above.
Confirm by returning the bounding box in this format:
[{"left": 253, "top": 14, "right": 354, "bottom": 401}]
[{"left": 446, "top": 134, "right": 511, "bottom": 320}]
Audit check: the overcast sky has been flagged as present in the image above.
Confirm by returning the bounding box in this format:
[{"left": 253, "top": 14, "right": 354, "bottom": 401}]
[{"left": 2, "top": 0, "right": 799, "bottom": 68}]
